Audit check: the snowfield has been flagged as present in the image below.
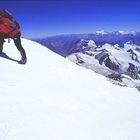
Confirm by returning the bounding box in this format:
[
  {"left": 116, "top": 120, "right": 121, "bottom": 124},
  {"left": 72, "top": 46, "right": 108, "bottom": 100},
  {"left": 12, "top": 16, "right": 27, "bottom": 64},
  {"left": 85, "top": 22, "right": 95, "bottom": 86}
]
[{"left": 0, "top": 39, "right": 140, "bottom": 140}]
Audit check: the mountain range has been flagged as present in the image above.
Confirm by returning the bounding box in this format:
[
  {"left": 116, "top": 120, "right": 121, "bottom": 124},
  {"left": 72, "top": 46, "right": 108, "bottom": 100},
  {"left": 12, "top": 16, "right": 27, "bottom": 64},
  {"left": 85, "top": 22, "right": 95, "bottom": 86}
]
[{"left": 34, "top": 31, "right": 140, "bottom": 56}]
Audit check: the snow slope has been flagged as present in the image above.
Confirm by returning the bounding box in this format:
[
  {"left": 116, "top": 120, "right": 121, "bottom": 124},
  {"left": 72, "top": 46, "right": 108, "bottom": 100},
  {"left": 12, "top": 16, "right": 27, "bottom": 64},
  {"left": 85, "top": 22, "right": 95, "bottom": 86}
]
[{"left": 0, "top": 39, "right": 140, "bottom": 140}]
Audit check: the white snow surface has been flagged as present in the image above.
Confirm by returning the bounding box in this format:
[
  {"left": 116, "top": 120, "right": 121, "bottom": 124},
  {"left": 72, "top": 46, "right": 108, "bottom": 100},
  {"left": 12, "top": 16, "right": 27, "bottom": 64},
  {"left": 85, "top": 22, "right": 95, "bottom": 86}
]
[{"left": 0, "top": 39, "right": 140, "bottom": 140}]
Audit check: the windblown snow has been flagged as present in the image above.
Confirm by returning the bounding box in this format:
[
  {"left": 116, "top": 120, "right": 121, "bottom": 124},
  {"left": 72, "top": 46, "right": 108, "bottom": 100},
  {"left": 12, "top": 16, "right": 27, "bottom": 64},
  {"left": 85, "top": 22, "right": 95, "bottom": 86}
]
[{"left": 0, "top": 39, "right": 140, "bottom": 140}]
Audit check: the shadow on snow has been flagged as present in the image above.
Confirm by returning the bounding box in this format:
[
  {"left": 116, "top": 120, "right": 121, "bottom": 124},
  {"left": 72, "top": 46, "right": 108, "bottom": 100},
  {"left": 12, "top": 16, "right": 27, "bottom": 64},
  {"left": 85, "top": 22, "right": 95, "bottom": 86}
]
[{"left": 0, "top": 53, "right": 19, "bottom": 63}]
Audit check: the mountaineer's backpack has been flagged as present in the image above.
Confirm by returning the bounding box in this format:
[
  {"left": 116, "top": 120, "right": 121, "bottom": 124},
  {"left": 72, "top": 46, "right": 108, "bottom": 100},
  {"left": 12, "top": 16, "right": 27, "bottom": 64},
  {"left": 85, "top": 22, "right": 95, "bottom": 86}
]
[{"left": 0, "top": 10, "right": 20, "bottom": 38}]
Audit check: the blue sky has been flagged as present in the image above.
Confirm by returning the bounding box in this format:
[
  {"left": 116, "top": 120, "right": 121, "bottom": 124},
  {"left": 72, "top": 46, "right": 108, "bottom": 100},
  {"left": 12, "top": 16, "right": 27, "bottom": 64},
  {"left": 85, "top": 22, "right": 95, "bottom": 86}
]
[{"left": 0, "top": 0, "right": 140, "bottom": 38}]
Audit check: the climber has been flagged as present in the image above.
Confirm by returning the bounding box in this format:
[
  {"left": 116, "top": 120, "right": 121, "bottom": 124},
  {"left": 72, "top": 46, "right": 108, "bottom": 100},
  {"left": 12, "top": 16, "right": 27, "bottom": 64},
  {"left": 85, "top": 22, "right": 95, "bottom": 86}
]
[{"left": 0, "top": 9, "right": 27, "bottom": 64}]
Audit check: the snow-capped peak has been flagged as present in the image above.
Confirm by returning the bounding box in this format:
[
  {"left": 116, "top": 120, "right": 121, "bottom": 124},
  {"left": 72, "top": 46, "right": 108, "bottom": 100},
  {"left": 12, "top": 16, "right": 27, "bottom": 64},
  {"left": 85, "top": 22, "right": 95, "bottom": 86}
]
[{"left": 87, "top": 40, "right": 96, "bottom": 47}]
